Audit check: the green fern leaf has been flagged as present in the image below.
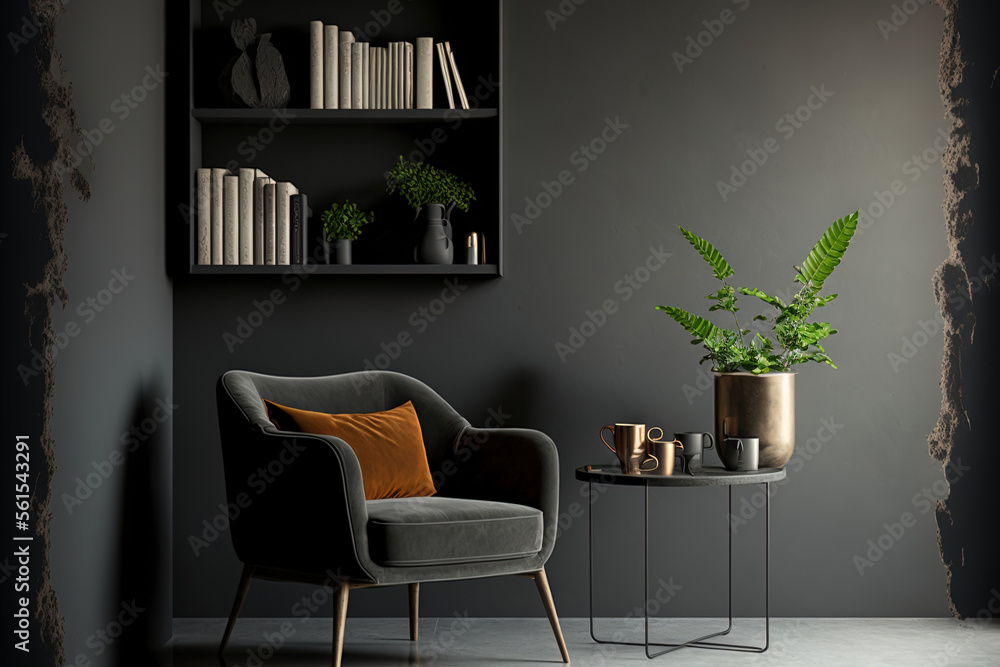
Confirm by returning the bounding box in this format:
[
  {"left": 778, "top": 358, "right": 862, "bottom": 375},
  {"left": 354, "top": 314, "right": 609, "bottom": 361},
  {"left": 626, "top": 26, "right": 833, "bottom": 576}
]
[
  {"left": 795, "top": 211, "right": 859, "bottom": 289},
  {"left": 678, "top": 226, "right": 735, "bottom": 281},
  {"left": 656, "top": 306, "right": 720, "bottom": 342}
]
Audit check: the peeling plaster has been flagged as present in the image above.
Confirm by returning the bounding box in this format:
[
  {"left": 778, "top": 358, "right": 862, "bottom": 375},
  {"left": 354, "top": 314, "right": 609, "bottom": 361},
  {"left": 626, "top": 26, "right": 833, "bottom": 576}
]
[
  {"left": 10, "top": 0, "right": 91, "bottom": 661},
  {"left": 931, "top": 0, "right": 982, "bottom": 619}
]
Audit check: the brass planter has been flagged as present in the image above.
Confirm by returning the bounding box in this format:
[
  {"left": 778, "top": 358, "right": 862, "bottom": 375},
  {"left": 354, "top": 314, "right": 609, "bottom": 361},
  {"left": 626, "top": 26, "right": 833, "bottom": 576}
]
[{"left": 714, "top": 372, "right": 795, "bottom": 469}]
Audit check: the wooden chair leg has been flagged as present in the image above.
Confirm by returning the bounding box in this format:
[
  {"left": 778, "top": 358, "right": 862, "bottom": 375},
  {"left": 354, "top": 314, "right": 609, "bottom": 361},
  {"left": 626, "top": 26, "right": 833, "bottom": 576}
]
[
  {"left": 408, "top": 583, "right": 419, "bottom": 641},
  {"left": 332, "top": 582, "right": 350, "bottom": 667},
  {"left": 532, "top": 568, "right": 570, "bottom": 663},
  {"left": 219, "top": 564, "right": 254, "bottom": 654}
]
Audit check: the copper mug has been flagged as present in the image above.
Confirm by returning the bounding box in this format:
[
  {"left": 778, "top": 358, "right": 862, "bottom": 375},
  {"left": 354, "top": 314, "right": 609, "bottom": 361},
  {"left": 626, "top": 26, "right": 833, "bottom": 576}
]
[
  {"left": 645, "top": 438, "right": 685, "bottom": 475},
  {"left": 600, "top": 423, "right": 662, "bottom": 474}
]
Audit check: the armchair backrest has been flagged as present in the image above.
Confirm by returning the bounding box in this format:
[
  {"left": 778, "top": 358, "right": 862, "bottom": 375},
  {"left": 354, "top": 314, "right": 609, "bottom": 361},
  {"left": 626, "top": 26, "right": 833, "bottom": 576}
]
[{"left": 218, "top": 370, "right": 471, "bottom": 474}]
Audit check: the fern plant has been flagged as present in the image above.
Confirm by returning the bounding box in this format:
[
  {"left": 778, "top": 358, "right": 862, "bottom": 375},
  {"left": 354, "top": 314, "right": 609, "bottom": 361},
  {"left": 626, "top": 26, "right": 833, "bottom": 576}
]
[
  {"left": 321, "top": 200, "right": 374, "bottom": 241},
  {"left": 656, "top": 211, "right": 859, "bottom": 374},
  {"left": 385, "top": 157, "right": 476, "bottom": 213}
]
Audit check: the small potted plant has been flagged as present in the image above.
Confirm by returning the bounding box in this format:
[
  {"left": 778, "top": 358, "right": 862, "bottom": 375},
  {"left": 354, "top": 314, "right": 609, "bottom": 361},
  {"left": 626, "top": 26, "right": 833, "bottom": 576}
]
[
  {"left": 320, "top": 200, "right": 374, "bottom": 265},
  {"left": 656, "top": 211, "right": 859, "bottom": 468},
  {"left": 385, "top": 157, "right": 475, "bottom": 264}
]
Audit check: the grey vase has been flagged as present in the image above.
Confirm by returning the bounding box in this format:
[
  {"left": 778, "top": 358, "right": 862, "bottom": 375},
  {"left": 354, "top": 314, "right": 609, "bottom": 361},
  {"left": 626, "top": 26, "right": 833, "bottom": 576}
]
[{"left": 415, "top": 203, "right": 454, "bottom": 264}]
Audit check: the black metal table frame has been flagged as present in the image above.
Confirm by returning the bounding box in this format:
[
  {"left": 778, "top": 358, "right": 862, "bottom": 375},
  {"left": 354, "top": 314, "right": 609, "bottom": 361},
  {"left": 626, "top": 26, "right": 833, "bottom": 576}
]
[{"left": 587, "top": 479, "right": 770, "bottom": 659}]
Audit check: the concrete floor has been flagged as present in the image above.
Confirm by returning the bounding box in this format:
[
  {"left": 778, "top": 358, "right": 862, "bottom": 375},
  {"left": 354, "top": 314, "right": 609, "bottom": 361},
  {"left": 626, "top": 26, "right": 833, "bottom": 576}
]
[{"left": 166, "top": 617, "right": 1000, "bottom": 666}]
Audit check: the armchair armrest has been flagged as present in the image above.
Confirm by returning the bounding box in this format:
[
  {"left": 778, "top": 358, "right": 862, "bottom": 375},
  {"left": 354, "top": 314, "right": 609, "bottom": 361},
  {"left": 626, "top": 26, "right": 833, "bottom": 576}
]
[
  {"left": 440, "top": 427, "right": 560, "bottom": 562},
  {"left": 220, "top": 426, "right": 377, "bottom": 582}
]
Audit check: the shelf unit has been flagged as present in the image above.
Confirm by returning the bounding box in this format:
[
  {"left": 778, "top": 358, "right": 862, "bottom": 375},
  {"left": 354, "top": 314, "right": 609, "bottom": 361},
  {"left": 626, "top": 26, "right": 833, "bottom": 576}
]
[{"left": 172, "top": 0, "right": 503, "bottom": 278}]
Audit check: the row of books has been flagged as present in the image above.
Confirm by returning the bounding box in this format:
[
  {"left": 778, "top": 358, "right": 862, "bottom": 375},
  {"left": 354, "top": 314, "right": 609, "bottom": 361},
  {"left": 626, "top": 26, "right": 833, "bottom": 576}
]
[
  {"left": 195, "top": 168, "right": 311, "bottom": 266},
  {"left": 308, "top": 24, "right": 471, "bottom": 111}
]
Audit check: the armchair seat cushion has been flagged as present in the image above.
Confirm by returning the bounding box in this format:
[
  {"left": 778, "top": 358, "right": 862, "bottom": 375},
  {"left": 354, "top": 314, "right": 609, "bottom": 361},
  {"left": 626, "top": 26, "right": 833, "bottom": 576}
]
[{"left": 367, "top": 497, "right": 543, "bottom": 567}]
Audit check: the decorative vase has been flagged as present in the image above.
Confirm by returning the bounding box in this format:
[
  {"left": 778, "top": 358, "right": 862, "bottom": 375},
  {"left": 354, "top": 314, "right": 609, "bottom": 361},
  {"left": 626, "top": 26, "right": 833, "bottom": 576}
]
[
  {"left": 332, "top": 239, "right": 352, "bottom": 265},
  {"left": 714, "top": 372, "right": 795, "bottom": 469},
  {"left": 414, "top": 203, "right": 454, "bottom": 264}
]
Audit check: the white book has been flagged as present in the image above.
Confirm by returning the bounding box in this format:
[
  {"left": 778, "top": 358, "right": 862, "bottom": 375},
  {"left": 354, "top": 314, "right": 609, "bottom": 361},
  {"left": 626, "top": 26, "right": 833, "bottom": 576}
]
[
  {"left": 351, "top": 42, "right": 364, "bottom": 110},
  {"left": 445, "top": 43, "right": 469, "bottom": 110},
  {"left": 309, "top": 21, "right": 324, "bottom": 109},
  {"left": 252, "top": 173, "right": 270, "bottom": 265},
  {"left": 415, "top": 38, "right": 434, "bottom": 110},
  {"left": 223, "top": 175, "right": 239, "bottom": 265},
  {"left": 195, "top": 168, "right": 211, "bottom": 265},
  {"left": 436, "top": 43, "right": 455, "bottom": 110},
  {"left": 405, "top": 42, "right": 413, "bottom": 109},
  {"left": 378, "top": 48, "right": 386, "bottom": 109},
  {"left": 368, "top": 46, "right": 376, "bottom": 109},
  {"left": 339, "top": 31, "right": 355, "bottom": 109},
  {"left": 275, "top": 182, "right": 298, "bottom": 265},
  {"left": 323, "top": 25, "right": 339, "bottom": 109},
  {"left": 238, "top": 168, "right": 254, "bottom": 264},
  {"left": 264, "top": 182, "right": 276, "bottom": 265},
  {"left": 392, "top": 42, "right": 401, "bottom": 109},
  {"left": 210, "top": 168, "right": 228, "bottom": 264},
  {"left": 362, "top": 42, "right": 370, "bottom": 110}
]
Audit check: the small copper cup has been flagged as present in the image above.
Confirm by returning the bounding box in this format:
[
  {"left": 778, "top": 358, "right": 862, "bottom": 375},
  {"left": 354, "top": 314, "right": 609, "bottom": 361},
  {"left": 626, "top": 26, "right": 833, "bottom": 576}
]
[
  {"left": 645, "top": 438, "right": 685, "bottom": 476},
  {"left": 600, "top": 423, "right": 661, "bottom": 474}
]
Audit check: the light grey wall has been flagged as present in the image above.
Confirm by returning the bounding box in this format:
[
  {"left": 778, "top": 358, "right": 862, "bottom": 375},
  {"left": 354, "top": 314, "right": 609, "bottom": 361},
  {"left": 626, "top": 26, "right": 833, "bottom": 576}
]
[
  {"left": 49, "top": 0, "right": 172, "bottom": 663},
  {"left": 172, "top": 0, "right": 952, "bottom": 619}
]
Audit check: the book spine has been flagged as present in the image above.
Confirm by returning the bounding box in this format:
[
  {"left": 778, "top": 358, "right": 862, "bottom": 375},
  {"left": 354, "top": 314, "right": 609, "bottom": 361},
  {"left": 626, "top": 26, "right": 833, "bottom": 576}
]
[
  {"left": 275, "top": 182, "right": 292, "bottom": 265},
  {"left": 446, "top": 43, "right": 470, "bottom": 110},
  {"left": 264, "top": 182, "right": 276, "bottom": 265},
  {"left": 253, "top": 176, "right": 267, "bottom": 265},
  {"left": 405, "top": 42, "right": 414, "bottom": 109},
  {"left": 339, "top": 32, "right": 355, "bottom": 109},
  {"left": 299, "top": 193, "right": 309, "bottom": 263},
  {"left": 415, "top": 38, "right": 433, "bottom": 110},
  {"left": 195, "top": 168, "right": 211, "bottom": 265},
  {"left": 223, "top": 175, "right": 239, "bottom": 265},
  {"left": 323, "top": 25, "right": 339, "bottom": 109},
  {"left": 362, "top": 42, "right": 370, "bottom": 110},
  {"left": 290, "top": 193, "right": 303, "bottom": 265},
  {"left": 309, "top": 21, "right": 324, "bottom": 109},
  {"left": 436, "top": 43, "right": 455, "bottom": 110},
  {"left": 351, "top": 42, "right": 364, "bottom": 110},
  {"left": 238, "top": 168, "right": 254, "bottom": 264},
  {"left": 378, "top": 48, "right": 385, "bottom": 109},
  {"left": 210, "top": 168, "right": 226, "bottom": 264}
]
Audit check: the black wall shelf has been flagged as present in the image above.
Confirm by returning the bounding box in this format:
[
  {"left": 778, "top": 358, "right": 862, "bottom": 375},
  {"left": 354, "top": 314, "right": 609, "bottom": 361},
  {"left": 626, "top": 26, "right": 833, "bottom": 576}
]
[
  {"left": 190, "top": 264, "right": 499, "bottom": 276},
  {"left": 192, "top": 108, "right": 498, "bottom": 125}
]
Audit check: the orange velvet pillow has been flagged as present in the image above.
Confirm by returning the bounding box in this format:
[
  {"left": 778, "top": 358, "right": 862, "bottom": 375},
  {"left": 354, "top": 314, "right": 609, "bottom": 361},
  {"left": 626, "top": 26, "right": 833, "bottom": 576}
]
[{"left": 263, "top": 399, "right": 436, "bottom": 500}]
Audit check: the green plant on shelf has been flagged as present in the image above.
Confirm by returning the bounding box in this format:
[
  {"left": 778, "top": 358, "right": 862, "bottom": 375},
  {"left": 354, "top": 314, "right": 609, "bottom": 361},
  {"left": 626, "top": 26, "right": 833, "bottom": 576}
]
[
  {"left": 321, "top": 200, "right": 375, "bottom": 241},
  {"left": 385, "top": 156, "right": 476, "bottom": 213},
  {"left": 656, "top": 211, "right": 860, "bottom": 374}
]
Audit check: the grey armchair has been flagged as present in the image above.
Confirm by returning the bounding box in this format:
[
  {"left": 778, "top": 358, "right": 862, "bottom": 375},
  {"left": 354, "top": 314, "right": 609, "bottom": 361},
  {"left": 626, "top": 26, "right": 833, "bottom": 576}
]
[{"left": 216, "top": 370, "right": 569, "bottom": 665}]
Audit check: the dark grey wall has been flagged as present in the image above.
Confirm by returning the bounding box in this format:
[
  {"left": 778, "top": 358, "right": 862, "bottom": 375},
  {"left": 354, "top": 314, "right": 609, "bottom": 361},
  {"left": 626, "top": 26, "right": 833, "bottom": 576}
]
[
  {"left": 48, "top": 0, "right": 173, "bottom": 663},
  {"left": 173, "top": 0, "right": 953, "bottom": 618}
]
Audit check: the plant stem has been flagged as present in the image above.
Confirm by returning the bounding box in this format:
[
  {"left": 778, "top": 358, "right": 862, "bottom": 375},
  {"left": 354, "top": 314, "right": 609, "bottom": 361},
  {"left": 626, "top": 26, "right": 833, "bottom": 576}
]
[{"left": 722, "top": 279, "right": 747, "bottom": 351}]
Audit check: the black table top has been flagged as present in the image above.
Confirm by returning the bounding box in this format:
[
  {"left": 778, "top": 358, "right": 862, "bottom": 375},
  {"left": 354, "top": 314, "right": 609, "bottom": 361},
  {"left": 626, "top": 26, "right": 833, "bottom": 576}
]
[{"left": 575, "top": 462, "right": 786, "bottom": 487}]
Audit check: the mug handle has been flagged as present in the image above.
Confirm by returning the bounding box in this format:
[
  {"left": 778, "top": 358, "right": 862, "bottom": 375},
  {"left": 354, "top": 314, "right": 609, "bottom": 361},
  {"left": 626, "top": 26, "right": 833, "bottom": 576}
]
[
  {"left": 647, "top": 426, "right": 664, "bottom": 442},
  {"left": 640, "top": 452, "right": 659, "bottom": 471},
  {"left": 703, "top": 432, "right": 715, "bottom": 451},
  {"left": 736, "top": 439, "right": 744, "bottom": 466},
  {"left": 600, "top": 425, "right": 616, "bottom": 454}
]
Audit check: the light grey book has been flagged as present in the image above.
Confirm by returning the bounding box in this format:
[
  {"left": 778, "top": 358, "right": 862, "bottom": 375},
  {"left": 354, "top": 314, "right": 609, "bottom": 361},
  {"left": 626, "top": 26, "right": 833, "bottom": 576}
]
[
  {"left": 210, "top": 168, "right": 228, "bottom": 264},
  {"left": 367, "top": 42, "right": 375, "bottom": 109},
  {"left": 378, "top": 47, "right": 386, "bottom": 109},
  {"left": 397, "top": 42, "right": 405, "bottom": 109},
  {"left": 388, "top": 43, "right": 396, "bottom": 110},
  {"left": 195, "top": 168, "right": 211, "bottom": 265},
  {"left": 405, "top": 42, "right": 413, "bottom": 109},
  {"left": 323, "top": 25, "right": 339, "bottom": 109},
  {"left": 252, "top": 172, "right": 270, "bottom": 265},
  {"left": 275, "top": 182, "right": 298, "bottom": 265},
  {"left": 223, "top": 175, "right": 239, "bottom": 265},
  {"left": 362, "top": 42, "right": 370, "bottom": 110},
  {"left": 445, "top": 43, "right": 470, "bottom": 110},
  {"left": 415, "top": 38, "right": 434, "bottom": 109},
  {"left": 263, "top": 182, "right": 276, "bottom": 265},
  {"left": 351, "top": 42, "right": 364, "bottom": 110},
  {"left": 436, "top": 42, "right": 455, "bottom": 110},
  {"left": 339, "top": 31, "right": 355, "bottom": 109},
  {"left": 309, "top": 21, "right": 324, "bottom": 109},
  {"left": 238, "top": 168, "right": 255, "bottom": 264}
]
